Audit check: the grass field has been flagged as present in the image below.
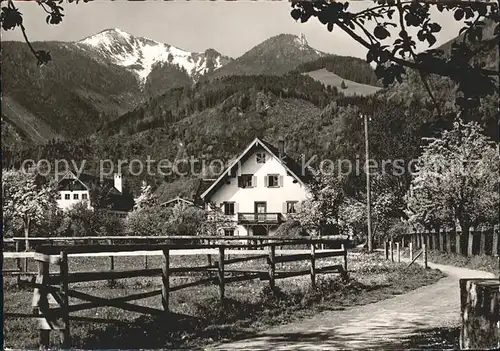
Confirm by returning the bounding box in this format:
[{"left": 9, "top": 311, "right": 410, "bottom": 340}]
[
  {"left": 303, "top": 69, "right": 382, "bottom": 96},
  {"left": 3, "top": 252, "right": 444, "bottom": 349}
]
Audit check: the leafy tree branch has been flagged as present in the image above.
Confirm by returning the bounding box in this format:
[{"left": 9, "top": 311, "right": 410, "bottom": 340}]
[{"left": 291, "top": 0, "right": 499, "bottom": 109}]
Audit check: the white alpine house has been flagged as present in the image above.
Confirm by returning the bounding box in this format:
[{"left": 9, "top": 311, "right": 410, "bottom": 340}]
[{"left": 201, "top": 137, "right": 313, "bottom": 237}]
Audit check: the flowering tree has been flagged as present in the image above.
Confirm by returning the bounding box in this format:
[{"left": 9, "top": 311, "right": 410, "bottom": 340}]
[
  {"left": 125, "top": 183, "right": 168, "bottom": 236},
  {"left": 2, "top": 169, "right": 57, "bottom": 248},
  {"left": 133, "top": 180, "right": 155, "bottom": 211},
  {"left": 407, "top": 119, "right": 499, "bottom": 234}
]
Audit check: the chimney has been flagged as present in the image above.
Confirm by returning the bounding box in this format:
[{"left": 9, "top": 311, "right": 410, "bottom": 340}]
[
  {"left": 278, "top": 138, "right": 285, "bottom": 159},
  {"left": 114, "top": 173, "right": 123, "bottom": 193}
]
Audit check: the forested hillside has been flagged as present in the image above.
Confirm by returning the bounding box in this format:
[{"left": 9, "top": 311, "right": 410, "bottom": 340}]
[
  {"left": 293, "top": 55, "right": 382, "bottom": 86},
  {"left": 2, "top": 41, "right": 143, "bottom": 140}
]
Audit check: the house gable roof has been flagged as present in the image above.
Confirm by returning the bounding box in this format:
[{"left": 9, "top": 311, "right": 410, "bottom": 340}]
[
  {"left": 57, "top": 171, "right": 121, "bottom": 195},
  {"left": 201, "top": 137, "right": 313, "bottom": 200},
  {"left": 160, "top": 196, "right": 196, "bottom": 207}
]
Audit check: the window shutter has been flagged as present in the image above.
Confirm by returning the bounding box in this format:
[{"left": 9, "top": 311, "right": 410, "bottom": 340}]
[
  {"left": 234, "top": 202, "right": 239, "bottom": 214},
  {"left": 252, "top": 176, "right": 256, "bottom": 187},
  {"left": 282, "top": 202, "right": 287, "bottom": 214},
  {"left": 279, "top": 175, "right": 284, "bottom": 187},
  {"left": 264, "top": 175, "right": 269, "bottom": 187}
]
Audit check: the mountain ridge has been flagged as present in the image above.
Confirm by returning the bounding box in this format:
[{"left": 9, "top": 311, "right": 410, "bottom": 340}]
[{"left": 77, "top": 28, "right": 232, "bottom": 83}]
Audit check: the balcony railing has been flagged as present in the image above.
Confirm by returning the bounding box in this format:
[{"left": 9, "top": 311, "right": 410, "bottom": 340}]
[{"left": 237, "top": 212, "right": 282, "bottom": 224}]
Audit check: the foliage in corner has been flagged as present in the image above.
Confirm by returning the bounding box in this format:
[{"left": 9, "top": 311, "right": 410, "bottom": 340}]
[{"left": 291, "top": 0, "right": 499, "bottom": 110}]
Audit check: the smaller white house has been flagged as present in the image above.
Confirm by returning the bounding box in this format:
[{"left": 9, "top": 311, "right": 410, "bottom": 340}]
[
  {"left": 200, "top": 137, "right": 313, "bottom": 237},
  {"left": 56, "top": 171, "right": 133, "bottom": 216}
]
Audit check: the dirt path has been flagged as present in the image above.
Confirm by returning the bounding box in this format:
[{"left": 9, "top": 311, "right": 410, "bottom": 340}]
[{"left": 208, "top": 262, "right": 495, "bottom": 350}]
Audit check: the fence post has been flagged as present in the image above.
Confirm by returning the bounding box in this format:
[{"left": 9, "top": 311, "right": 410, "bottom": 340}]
[
  {"left": 456, "top": 229, "right": 462, "bottom": 255},
  {"left": 162, "top": 249, "right": 170, "bottom": 312},
  {"left": 144, "top": 239, "right": 149, "bottom": 269},
  {"left": 342, "top": 243, "right": 348, "bottom": 273},
  {"left": 206, "top": 239, "right": 212, "bottom": 266},
  {"left": 422, "top": 243, "right": 428, "bottom": 269},
  {"left": 59, "top": 251, "right": 70, "bottom": 348},
  {"left": 432, "top": 230, "right": 437, "bottom": 251},
  {"left": 493, "top": 225, "right": 499, "bottom": 257},
  {"left": 439, "top": 229, "right": 444, "bottom": 252},
  {"left": 479, "top": 227, "right": 486, "bottom": 255},
  {"left": 24, "top": 238, "right": 29, "bottom": 274},
  {"left": 389, "top": 241, "right": 394, "bottom": 262},
  {"left": 218, "top": 246, "right": 225, "bottom": 300},
  {"left": 15, "top": 240, "right": 21, "bottom": 287},
  {"left": 384, "top": 241, "right": 389, "bottom": 260},
  {"left": 107, "top": 239, "right": 115, "bottom": 287},
  {"left": 35, "top": 259, "right": 50, "bottom": 349},
  {"left": 409, "top": 242, "right": 413, "bottom": 261},
  {"left": 396, "top": 242, "right": 400, "bottom": 263},
  {"left": 467, "top": 227, "right": 474, "bottom": 257},
  {"left": 310, "top": 243, "right": 316, "bottom": 289},
  {"left": 268, "top": 244, "right": 276, "bottom": 290}
]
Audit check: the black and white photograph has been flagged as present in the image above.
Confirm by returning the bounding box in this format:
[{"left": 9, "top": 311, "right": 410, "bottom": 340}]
[{"left": 1, "top": 0, "right": 499, "bottom": 349}]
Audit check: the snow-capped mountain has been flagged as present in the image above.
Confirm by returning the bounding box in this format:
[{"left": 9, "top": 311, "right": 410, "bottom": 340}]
[{"left": 77, "top": 28, "right": 232, "bottom": 83}]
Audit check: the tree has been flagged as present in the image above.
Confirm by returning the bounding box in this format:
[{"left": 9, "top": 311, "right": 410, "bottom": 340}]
[
  {"left": 0, "top": 0, "right": 93, "bottom": 65},
  {"left": 2, "top": 169, "right": 57, "bottom": 248},
  {"left": 166, "top": 202, "right": 205, "bottom": 236},
  {"left": 293, "top": 173, "right": 345, "bottom": 235},
  {"left": 406, "top": 119, "right": 499, "bottom": 234},
  {"left": 291, "top": 0, "right": 499, "bottom": 110},
  {"left": 340, "top": 80, "right": 347, "bottom": 89},
  {"left": 339, "top": 173, "right": 407, "bottom": 243},
  {"left": 134, "top": 181, "right": 155, "bottom": 211}
]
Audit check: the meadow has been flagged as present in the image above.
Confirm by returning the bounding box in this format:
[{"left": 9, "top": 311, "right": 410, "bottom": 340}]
[{"left": 3, "top": 252, "right": 444, "bottom": 349}]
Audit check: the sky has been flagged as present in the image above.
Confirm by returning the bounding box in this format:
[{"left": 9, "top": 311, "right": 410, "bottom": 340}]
[{"left": 2, "top": 1, "right": 464, "bottom": 59}]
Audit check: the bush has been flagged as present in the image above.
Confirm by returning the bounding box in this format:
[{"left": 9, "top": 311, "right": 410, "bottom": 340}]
[{"left": 64, "top": 203, "right": 125, "bottom": 236}]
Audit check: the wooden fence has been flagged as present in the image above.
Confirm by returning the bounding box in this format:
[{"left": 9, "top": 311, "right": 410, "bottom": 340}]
[
  {"left": 3, "top": 235, "right": 344, "bottom": 286},
  {"left": 4, "top": 236, "right": 350, "bottom": 349},
  {"left": 395, "top": 225, "right": 500, "bottom": 258},
  {"left": 383, "top": 239, "right": 429, "bottom": 269}
]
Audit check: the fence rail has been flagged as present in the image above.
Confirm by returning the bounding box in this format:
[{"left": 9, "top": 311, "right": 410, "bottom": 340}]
[
  {"left": 3, "top": 235, "right": 349, "bottom": 284},
  {"left": 5, "top": 236, "right": 350, "bottom": 349},
  {"left": 397, "top": 225, "right": 499, "bottom": 258}
]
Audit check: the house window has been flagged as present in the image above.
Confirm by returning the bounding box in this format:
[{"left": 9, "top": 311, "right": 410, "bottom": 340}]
[
  {"left": 82, "top": 193, "right": 88, "bottom": 200},
  {"left": 267, "top": 174, "right": 279, "bottom": 188},
  {"left": 73, "top": 193, "right": 79, "bottom": 200},
  {"left": 256, "top": 152, "right": 266, "bottom": 163},
  {"left": 64, "top": 194, "right": 70, "bottom": 200},
  {"left": 238, "top": 174, "right": 254, "bottom": 188},
  {"left": 224, "top": 202, "right": 235, "bottom": 215},
  {"left": 57, "top": 193, "right": 62, "bottom": 200},
  {"left": 286, "top": 201, "right": 298, "bottom": 213},
  {"left": 224, "top": 228, "right": 235, "bottom": 236}
]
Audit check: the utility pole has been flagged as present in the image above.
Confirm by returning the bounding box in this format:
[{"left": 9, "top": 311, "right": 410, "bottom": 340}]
[{"left": 362, "top": 113, "right": 373, "bottom": 252}]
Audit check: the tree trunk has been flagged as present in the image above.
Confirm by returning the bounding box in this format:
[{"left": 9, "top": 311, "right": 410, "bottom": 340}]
[{"left": 24, "top": 216, "right": 30, "bottom": 251}]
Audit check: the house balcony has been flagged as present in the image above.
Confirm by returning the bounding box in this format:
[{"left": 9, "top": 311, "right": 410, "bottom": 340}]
[{"left": 237, "top": 212, "right": 283, "bottom": 225}]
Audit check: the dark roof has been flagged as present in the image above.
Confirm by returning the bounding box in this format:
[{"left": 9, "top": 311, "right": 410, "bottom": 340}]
[
  {"left": 57, "top": 172, "right": 121, "bottom": 196},
  {"left": 57, "top": 171, "right": 133, "bottom": 212},
  {"left": 107, "top": 193, "right": 135, "bottom": 212},
  {"left": 195, "top": 179, "right": 216, "bottom": 197},
  {"left": 258, "top": 138, "right": 314, "bottom": 184}
]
